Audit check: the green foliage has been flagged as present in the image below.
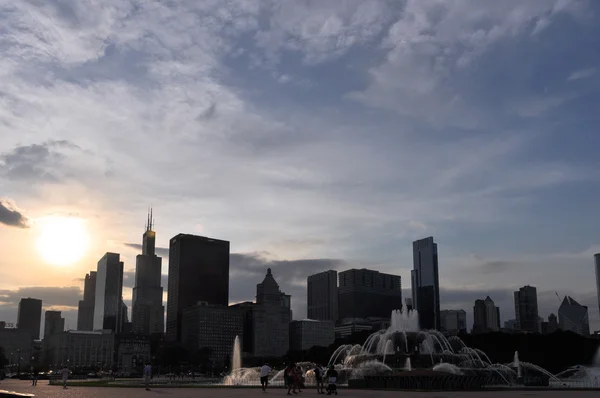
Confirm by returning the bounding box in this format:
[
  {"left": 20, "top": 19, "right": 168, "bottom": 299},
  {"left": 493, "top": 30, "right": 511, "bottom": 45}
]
[{"left": 0, "top": 346, "right": 8, "bottom": 368}]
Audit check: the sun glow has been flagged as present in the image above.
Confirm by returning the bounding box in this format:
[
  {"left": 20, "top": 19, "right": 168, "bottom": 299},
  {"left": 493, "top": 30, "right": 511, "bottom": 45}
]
[{"left": 36, "top": 216, "right": 90, "bottom": 266}]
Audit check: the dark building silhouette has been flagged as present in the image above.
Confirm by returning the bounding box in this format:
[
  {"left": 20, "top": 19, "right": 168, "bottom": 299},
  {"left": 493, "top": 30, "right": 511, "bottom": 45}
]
[
  {"left": 181, "top": 302, "right": 244, "bottom": 367},
  {"left": 44, "top": 310, "right": 65, "bottom": 338},
  {"left": 547, "top": 313, "right": 558, "bottom": 333},
  {"left": 514, "top": 285, "right": 540, "bottom": 333},
  {"left": 307, "top": 270, "right": 338, "bottom": 322},
  {"left": 473, "top": 299, "right": 486, "bottom": 334},
  {"left": 595, "top": 253, "right": 600, "bottom": 318},
  {"left": 120, "top": 300, "right": 130, "bottom": 333},
  {"left": 440, "top": 309, "right": 467, "bottom": 335},
  {"left": 77, "top": 271, "right": 96, "bottom": 331},
  {"left": 472, "top": 296, "right": 500, "bottom": 333},
  {"left": 94, "top": 253, "right": 124, "bottom": 332},
  {"left": 17, "top": 298, "right": 42, "bottom": 339},
  {"left": 338, "top": 269, "right": 402, "bottom": 320},
  {"left": 166, "top": 234, "right": 230, "bottom": 342},
  {"left": 132, "top": 211, "right": 165, "bottom": 335},
  {"left": 412, "top": 237, "right": 440, "bottom": 330},
  {"left": 558, "top": 296, "right": 590, "bottom": 336}
]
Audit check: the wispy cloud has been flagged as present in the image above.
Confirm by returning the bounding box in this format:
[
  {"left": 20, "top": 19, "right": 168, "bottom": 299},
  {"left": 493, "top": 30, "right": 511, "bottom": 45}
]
[{"left": 568, "top": 68, "right": 596, "bottom": 81}]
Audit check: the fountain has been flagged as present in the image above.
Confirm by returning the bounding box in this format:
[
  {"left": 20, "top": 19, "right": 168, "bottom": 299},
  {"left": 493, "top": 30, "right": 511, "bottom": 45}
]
[
  {"left": 221, "top": 306, "right": 585, "bottom": 389},
  {"left": 514, "top": 351, "right": 521, "bottom": 378},
  {"left": 325, "top": 306, "right": 575, "bottom": 387},
  {"left": 404, "top": 357, "right": 412, "bottom": 372},
  {"left": 232, "top": 336, "right": 241, "bottom": 372},
  {"left": 223, "top": 336, "right": 261, "bottom": 386},
  {"left": 433, "top": 362, "right": 463, "bottom": 375}
]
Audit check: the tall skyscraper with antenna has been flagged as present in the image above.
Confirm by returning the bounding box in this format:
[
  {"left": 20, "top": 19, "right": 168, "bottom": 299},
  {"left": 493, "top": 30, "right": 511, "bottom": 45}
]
[{"left": 132, "top": 209, "right": 165, "bottom": 335}]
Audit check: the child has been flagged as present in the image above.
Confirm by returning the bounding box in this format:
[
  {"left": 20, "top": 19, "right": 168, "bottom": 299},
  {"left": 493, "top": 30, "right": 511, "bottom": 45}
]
[{"left": 326, "top": 365, "right": 338, "bottom": 395}]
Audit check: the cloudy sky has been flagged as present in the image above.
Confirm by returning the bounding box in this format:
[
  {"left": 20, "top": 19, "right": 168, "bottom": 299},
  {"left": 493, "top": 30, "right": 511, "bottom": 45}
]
[{"left": 1, "top": 0, "right": 600, "bottom": 334}]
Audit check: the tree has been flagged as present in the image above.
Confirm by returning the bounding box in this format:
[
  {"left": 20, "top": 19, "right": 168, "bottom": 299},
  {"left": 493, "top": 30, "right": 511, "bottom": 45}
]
[
  {"left": 0, "top": 346, "right": 7, "bottom": 368},
  {"left": 191, "top": 347, "right": 212, "bottom": 373}
]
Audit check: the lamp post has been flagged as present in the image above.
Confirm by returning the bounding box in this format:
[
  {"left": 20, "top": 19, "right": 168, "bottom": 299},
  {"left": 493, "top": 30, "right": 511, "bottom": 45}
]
[{"left": 17, "top": 348, "right": 21, "bottom": 376}]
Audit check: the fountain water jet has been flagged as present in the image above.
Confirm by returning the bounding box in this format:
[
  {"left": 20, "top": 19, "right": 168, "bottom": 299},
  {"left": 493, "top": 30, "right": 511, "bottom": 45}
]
[
  {"left": 513, "top": 351, "right": 521, "bottom": 378},
  {"left": 232, "top": 336, "right": 241, "bottom": 372},
  {"left": 404, "top": 357, "right": 412, "bottom": 372}
]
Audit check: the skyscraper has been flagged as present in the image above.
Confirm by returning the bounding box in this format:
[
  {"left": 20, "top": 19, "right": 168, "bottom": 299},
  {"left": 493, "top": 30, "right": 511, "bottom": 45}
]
[
  {"left": 77, "top": 271, "right": 96, "bottom": 331},
  {"left": 558, "top": 296, "right": 590, "bottom": 336},
  {"left": 412, "top": 237, "right": 440, "bottom": 330},
  {"left": 473, "top": 299, "right": 487, "bottom": 333},
  {"left": 337, "top": 269, "right": 402, "bottom": 320},
  {"left": 166, "top": 234, "right": 230, "bottom": 342},
  {"left": 440, "top": 309, "right": 467, "bottom": 335},
  {"left": 307, "top": 270, "right": 338, "bottom": 322},
  {"left": 94, "top": 253, "right": 124, "bottom": 332},
  {"left": 132, "top": 211, "right": 165, "bottom": 335},
  {"left": 473, "top": 296, "right": 500, "bottom": 333},
  {"left": 17, "top": 298, "right": 42, "bottom": 339},
  {"left": 253, "top": 268, "right": 291, "bottom": 357},
  {"left": 44, "top": 310, "right": 65, "bottom": 338},
  {"left": 595, "top": 254, "right": 600, "bottom": 317},
  {"left": 514, "top": 285, "right": 540, "bottom": 333}
]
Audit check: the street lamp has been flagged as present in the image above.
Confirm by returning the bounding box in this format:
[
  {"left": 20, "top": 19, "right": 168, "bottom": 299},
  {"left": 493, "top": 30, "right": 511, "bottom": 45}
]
[{"left": 17, "top": 348, "right": 21, "bottom": 376}]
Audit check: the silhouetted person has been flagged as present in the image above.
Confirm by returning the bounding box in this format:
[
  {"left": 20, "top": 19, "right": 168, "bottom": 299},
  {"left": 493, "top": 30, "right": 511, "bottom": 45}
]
[
  {"left": 143, "top": 363, "right": 152, "bottom": 391},
  {"left": 314, "top": 365, "right": 325, "bottom": 394},
  {"left": 260, "top": 362, "right": 271, "bottom": 392},
  {"left": 61, "top": 366, "right": 70, "bottom": 389},
  {"left": 326, "top": 366, "right": 338, "bottom": 395}
]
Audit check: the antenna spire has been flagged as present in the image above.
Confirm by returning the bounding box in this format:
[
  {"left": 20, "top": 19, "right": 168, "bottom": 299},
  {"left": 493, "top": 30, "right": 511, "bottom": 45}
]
[{"left": 150, "top": 207, "right": 153, "bottom": 230}]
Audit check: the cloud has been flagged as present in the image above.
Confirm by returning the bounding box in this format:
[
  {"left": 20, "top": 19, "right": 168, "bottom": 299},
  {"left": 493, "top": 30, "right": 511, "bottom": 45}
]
[
  {"left": 0, "top": 199, "right": 30, "bottom": 228},
  {"left": 123, "top": 243, "right": 170, "bottom": 257},
  {"left": 0, "top": 140, "right": 109, "bottom": 188},
  {"left": 568, "top": 68, "right": 596, "bottom": 81},
  {"left": 253, "top": 1, "right": 395, "bottom": 65},
  {"left": 0, "top": 286, "right": 82, "bottom": 308},
  {"left": 476, "top": 260, "right": 519, "bottom": 274},
  {"left": 349, "top": 0, "right": 588, "bottom": 126},
  {"left": 0, "top": 0, "right": 599, "bottom": 332},
  {"left": 0, "top": 141, "right": 75, "bottom": 182}
]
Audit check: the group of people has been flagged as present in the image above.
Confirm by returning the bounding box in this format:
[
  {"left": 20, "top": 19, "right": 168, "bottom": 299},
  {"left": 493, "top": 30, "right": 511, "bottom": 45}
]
[{"left": 259, "top": 363, "right": 338, "bottom": 395}]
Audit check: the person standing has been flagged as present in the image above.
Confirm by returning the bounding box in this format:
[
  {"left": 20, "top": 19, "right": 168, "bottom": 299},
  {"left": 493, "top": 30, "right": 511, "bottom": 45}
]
[
  {"left": 61, "top": 366, "right": 70, "bottom": 389},
  {"left": 259, "top": 362, "right": 271, "bottom": 392},
  {"left": 313, "top": 365, "right": 324, "bottom": 394},
  {"left": 143, "top": 363, "right": 152, "bottom": 391},
  {"left": 31, "top": 367, "right": 38, "bottom": 386},
  {"left": 326, "top": 366, "right": 338, "bottom": 396},
  {"left": 285, "top": 363, "right": 297, "bottom": 395}
]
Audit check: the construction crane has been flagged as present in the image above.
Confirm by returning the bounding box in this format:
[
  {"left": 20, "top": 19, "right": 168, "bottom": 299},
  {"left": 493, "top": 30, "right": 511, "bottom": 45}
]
[{"left": 555, "top": 292, "right": 562, "bottom": 303}]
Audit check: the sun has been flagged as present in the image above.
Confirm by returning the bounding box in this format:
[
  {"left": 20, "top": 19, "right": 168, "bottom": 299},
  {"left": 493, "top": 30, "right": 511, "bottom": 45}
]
[{"left": 36, "top": 216, "right": 90, "bottom": 266}]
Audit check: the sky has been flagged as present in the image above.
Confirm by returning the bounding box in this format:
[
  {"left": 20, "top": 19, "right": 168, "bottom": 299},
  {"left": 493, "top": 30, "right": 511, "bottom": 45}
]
[{"left": 1, "top": 0, "right": 600, "bottom": 335}]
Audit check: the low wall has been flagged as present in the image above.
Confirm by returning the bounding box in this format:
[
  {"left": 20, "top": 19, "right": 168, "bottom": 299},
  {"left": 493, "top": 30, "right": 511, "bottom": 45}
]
[{"left": 350, "top": 374, "right": 498, "bottom": 390}]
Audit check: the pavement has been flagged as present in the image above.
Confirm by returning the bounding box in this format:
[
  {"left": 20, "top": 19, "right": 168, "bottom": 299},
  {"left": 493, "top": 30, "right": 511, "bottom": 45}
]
[{"left": 2, "top": 380, "right": 600, "bottom": 398}]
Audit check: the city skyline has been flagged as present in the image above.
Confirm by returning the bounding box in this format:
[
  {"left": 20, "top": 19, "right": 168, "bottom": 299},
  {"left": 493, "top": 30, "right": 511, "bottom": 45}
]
[
  {"left": 1, "top": 1, "right": 600, "bottom": 334},
  {"left": 3, "top": 228, "right": 598, "bottom": 337}
]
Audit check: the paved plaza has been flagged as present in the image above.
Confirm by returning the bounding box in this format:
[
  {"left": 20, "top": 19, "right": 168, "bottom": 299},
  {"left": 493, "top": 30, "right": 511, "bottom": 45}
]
[{"left": 2, "top": 380, "right": 600, "bottom": 398}]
